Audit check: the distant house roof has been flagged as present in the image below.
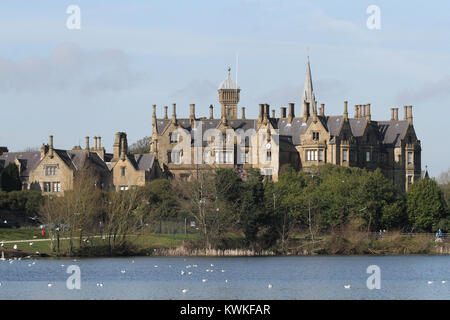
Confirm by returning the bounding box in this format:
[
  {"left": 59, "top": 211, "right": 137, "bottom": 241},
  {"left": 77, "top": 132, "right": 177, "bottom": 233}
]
[{"left": 0, "top": 151, "right": 41, "bottom": 177}]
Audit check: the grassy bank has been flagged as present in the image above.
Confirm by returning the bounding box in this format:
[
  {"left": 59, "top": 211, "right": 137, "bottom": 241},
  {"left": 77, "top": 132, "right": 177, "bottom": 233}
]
[{"left": 0, "top": 228, "right": 448, "bottom": 258}]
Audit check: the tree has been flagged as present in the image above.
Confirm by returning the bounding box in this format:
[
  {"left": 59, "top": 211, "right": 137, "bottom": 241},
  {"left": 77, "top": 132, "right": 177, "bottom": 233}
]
[
  {"left": 173, "top": 170, "right": 233, "bottom": 249},
  {"left": 128, "top": 137, "right": 151, "bottom": 154},
  {"left": 0, "top": 163, "right": 21, "bottom": 192},
  {"left": 437, "top": 168, "right": 450, "bottom": 208},
  {"left": 407, "top": 177, "right": 448, "bottom": 232},
  {"left": 238, "top": 168, "right": 274, "bottom": 249}
]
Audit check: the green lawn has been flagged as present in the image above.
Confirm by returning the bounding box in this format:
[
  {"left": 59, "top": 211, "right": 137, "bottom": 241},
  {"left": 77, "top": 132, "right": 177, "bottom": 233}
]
[{"left": 0, "top": 227, "right": 202, "bottom": 256}]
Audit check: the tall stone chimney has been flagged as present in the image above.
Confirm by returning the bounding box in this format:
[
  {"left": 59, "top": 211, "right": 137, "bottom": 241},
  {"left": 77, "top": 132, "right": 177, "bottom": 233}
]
[
  {"left": 394, "top": 108, "right": 399, "bottom": 121},
  {"left": 164, "top": 106, "right": 168, "bottom": 119},
  {"left": 49, "top": 135, "right": 54, "bottom": 158},
  {"left": 259, "top": 104, "right": 264, "bottom": 122},
  {"left": 408, "top": 105, "right": 413, "bottom": 125},
  {"left": 264, "top": 104, "right": 270, "bottom": 120},
  {"left": 85, "top": 136, "right": 90, "bottom": 151},
  {"left": 272, "top": 109, "right": 275, "bottom": 118},
  {"left": 241, "top": 107, "right": 246, "bottom": 119},
  {"left": 366, "top": 103, "right": 371, "bottom": 122},
  {"left": 320, "top": 103, "right": 325, "bottom": 116},
  {"left": 190, "top": 104, "right": 195, "bottom": 119},
  {"left": 391, "top": 108, "right": 395, "bottom": 121},
  {"left": 172, "top": 103, "right": 177, "bottom": 122},
  {"left": 344, "top": 101, "right": 348, "bottom": 121},
  {"left": 281, "top": 107, "right": 287, "bottom": 118},
  {"left": 404, "top": 106, "right": 408, "bottom": 120},
  {"left": 288, "top": 103, "right": 295, "bottom": 123},
  {"left": 209, "top": 105, "right": 214, "bottom": 119}
]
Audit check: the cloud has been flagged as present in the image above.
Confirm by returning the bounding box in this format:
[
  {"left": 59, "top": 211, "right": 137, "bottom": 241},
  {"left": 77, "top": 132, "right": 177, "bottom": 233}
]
[
  {"left": 395, "top": 76, "right": 450, "bottom": 104},
  {"left": 0, "top": 43, "right": 145, "bottom": 95}
]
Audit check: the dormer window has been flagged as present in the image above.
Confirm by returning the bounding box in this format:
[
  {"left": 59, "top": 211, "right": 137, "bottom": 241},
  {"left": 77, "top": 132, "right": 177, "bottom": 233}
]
[{"left": 312, "top": 132, "right": 320, "bottom": 141}]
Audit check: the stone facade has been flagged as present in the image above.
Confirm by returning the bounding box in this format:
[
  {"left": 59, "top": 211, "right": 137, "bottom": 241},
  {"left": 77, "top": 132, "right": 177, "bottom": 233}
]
[
  {"left": 0, "top": 134, "right": 160, "bottom": 194},
  {"left": 150, "top": 59, "right": 423, "bottom": 191}
]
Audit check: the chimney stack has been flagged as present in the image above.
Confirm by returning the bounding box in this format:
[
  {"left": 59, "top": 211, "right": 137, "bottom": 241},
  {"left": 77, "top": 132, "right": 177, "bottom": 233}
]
[
  {"left": 394, "top": 108, "right": 399, "bottom": 121},
  {"left": 190, "top": 104, "right": 195, "bottom": 119},
  {"left": 272, "top": 109, "right": 275, "bottom": 118},
  {"left": 265, "top": 104, "right": 270, "bottom": 120},
  {"left": 172, "top": 103, "right": 177, "bottom": 120},
  {"left": 281, "top": 107, "right": 287, "bottom": 118},
  {"left": 85, "top": 136, "right": 90, "bottom": 150},
  {"left": 344, "top": 101, "right": 348, "bottom": 121},
  {"left": 404, "top": 106, "right": 408, "bottom": 120},
  {"left": 355, "top": 105, "right": 359, "bottom": 118},
  {"left": 164, "top": 106, "right": 168, "bottom": 119},
  {"left": 209, "top": 105, "right": 214, "bottom": 119},
  {"left": 366, "top": 103, "right": 371, "bottom": 121},
  {"left": 391, "top": 108, "right": 394, "bottom": 121},
  {"left": 120, "top": 137, "right": 126, "bottom": 161},
  {"left": 288, "top": 103, "right": 295, "bottom": 123},
  {"left": 98, "top": 136, "right": 101, "bottom": 149},
  {"left": 408, "top": 105, "right": 413, "bottom": 125},
  {"left": 94, "top": 136, "right": 98, "bottom": 149},
  {"left": 241, "top": 107, "right": 246, "bottom": 119},
  {"left": 259, "top": 104, "right": 264, "bottom": 122},
  {"left": 49, "top": 135, "right": 54, "bottom": 158},
  {"left": 320, "top": 103, "right": 325, "bottom": 116}
]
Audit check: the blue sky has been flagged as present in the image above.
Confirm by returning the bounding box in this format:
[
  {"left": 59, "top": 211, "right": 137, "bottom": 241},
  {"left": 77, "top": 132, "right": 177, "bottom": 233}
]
[{"left": 0, "top": 0, "right": 449, "bottom": 177}]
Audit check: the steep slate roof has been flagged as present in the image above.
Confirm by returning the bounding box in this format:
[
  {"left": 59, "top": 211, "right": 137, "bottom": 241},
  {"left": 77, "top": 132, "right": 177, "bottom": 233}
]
[
  {"left": 349, "top": 118, "right": 368, "bottom": 137},
  {"left": 376, "top": 120, "right": 409, "bottom": 147},
  {"left": 54, "top": 149, "right": 110, "bottom": 173},
  {"left": 276, "top": 117, "right": 308, "bottom": 145},
  {"left": 132, "top": 154, "right": 155, "bottom": 171},
  {"left": 0, "top": 151, "right": 41, "bottom": 177},
  {"left": 326, "top": 116, "right": 344, "bottom": 136},
  {"left": 155, "top": 112, "right": 411, "bottom": 149}
]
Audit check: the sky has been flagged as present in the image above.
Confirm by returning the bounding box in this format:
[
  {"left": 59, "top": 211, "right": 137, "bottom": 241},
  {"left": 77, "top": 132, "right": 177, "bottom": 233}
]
[{"left": 0, "top": 0, "right": 449, "bottom": 177}]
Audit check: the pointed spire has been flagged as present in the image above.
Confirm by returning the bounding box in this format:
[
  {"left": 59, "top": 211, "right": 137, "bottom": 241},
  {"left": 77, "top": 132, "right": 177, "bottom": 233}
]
[{"left": 302, "top": 56, "right": 315, "bottom": 118}]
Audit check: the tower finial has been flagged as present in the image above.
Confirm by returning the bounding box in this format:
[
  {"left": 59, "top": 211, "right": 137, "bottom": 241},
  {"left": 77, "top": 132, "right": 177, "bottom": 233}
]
[{"left": 227, "top": 66, "right": 231, "bottom": 78}]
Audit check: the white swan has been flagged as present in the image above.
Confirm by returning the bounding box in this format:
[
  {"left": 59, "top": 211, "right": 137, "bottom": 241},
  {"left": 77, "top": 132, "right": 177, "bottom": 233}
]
[
  {"left": 344, "top": 285, "right": 351, "bottom": 289},
  {"left": 268, "top": 284, "right": 273, "bottom": 289}
]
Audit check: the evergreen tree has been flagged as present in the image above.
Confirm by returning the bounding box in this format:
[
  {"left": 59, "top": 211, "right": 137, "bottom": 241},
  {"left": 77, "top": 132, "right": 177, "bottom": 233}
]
[
  {"left": 406, "top": 177, "right": 448, "bottom": 232},
  {"left": 0, "top": 163, "right": 21, "bottom": 192}
]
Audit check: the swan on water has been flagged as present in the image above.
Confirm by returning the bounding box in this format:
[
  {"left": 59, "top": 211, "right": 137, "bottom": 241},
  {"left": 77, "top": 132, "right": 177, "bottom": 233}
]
[{"left": 344, "top": 285, "right": 351, "bottom": 289}]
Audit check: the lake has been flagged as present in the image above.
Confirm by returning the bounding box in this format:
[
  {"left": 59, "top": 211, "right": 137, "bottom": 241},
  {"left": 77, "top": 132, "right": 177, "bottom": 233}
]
[{"left": 0, "top": 256, "right": 449, "bottom": 299}]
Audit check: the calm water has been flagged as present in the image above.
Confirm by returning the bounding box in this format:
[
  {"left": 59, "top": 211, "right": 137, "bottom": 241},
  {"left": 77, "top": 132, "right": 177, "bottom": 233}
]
[{"left": 0, "top": 256, "right": 449, "bottom": 299}]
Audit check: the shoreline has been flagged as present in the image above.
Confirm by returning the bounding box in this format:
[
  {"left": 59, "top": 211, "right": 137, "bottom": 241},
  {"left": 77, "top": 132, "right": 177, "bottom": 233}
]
[{"left": 2, "top": 244, "right": 449, "bottom": 259}]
